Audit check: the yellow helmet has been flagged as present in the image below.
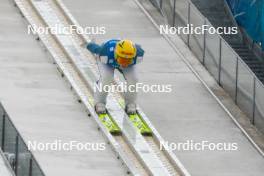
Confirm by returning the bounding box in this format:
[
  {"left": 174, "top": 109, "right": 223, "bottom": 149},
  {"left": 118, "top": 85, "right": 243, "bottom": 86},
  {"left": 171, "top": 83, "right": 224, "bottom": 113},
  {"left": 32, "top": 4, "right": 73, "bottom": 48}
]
[{"left": 115, "top": 40, "right": 137, "bottom": 59}]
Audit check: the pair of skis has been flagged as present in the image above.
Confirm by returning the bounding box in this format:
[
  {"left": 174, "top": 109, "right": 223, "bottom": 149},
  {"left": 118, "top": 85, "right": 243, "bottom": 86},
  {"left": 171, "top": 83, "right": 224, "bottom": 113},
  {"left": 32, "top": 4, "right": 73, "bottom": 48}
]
[
  {"left": 85, "top": 91, "right": 150, "bottom": 135},
  {"left": 97, "top": 111, "right": 152, "bottom": 136}
]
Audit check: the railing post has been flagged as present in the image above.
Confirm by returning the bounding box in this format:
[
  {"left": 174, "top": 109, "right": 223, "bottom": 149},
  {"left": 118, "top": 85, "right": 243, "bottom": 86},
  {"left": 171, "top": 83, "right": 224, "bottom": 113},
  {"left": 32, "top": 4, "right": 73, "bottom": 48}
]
[
  {"left": 235, "top": 57, "right": 239, "bottom": 104},
  {"left": 14, "top": 135, "right": 19, "bottom": 174},
  {"left": 172, "top": 0, "right": 176, "bottom": 27},
  {"left": 251, "top": 40, "right": 255, "bottom": 50},
  {"left": 202, "top": 19, "right": 206, "bottom": 65},
  {"left": 252, "top": 77, "right": 256, "bottom": 124},
  {"left": 29, "top": 156, "right": 33, "bottom": 176},
  {"left": 218, "top": 37, "right": 222, "bottom": 86},
  {"left": 187, "top": 2, "right": 191, "bottom": 47},
  {"left": 1, "top": 113, "right": 5, "bottom": 152}
]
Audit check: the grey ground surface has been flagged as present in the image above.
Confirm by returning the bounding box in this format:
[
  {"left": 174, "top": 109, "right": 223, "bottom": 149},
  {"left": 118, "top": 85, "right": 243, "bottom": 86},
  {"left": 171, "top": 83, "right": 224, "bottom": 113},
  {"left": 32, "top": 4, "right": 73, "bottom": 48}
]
[
  {"left": 62, "top": 0, "right": 264, "bottom": 175},
  {"left": 0, "top": 0, "right": 127, "bottom": 175},
  {"left": 0, "top": 152, "right": 13, "bottom": 176}
]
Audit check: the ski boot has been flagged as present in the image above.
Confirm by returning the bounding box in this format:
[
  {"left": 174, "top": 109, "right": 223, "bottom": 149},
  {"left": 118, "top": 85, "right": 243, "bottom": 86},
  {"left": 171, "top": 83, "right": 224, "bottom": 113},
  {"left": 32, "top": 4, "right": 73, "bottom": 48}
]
[
  {"left": 125, "top": 103, "right": 137, "bottom": 115},
  {"left": 95, "top": 103, "right": 106, "bottom": 114}
]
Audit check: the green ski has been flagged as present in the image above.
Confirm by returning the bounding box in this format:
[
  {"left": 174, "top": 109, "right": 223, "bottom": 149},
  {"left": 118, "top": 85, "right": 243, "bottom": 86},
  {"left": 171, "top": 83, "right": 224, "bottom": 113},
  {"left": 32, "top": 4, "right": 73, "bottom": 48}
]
[
  {"left": 98, "top": 113, "right": 121, "bottom": 135},
  {"left": 129, "top": 113, "right": 152, "bottom": 136},
  {"left": 117, "top": 99, "right": 152, "bottom": 135}
]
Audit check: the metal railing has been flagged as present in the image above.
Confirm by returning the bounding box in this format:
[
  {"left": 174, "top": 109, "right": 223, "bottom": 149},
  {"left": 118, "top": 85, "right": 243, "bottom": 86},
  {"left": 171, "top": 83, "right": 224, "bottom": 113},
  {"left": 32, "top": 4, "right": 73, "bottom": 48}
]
[
  {"left": 151, "top": 0, "right": 264, "bottom": 133},
  {"left": 0, "top": 103, "right": 45, "bottom": 176}
]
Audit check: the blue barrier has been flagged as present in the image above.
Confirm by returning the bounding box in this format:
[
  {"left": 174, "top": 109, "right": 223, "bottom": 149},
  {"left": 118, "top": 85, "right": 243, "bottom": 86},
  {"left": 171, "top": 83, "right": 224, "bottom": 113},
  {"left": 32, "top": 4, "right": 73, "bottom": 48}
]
[{"left": 226, "top": 0, "right": 264, "bottom": 50}]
